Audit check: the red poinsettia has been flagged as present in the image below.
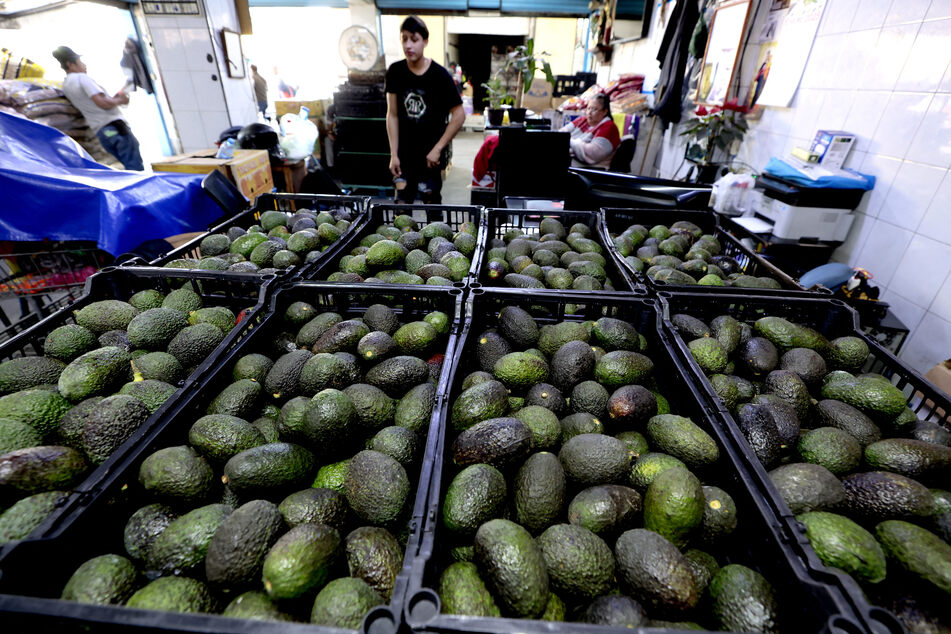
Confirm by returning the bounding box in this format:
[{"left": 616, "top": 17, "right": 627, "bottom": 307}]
[{"left": 696, "top": 104, "right": 709, "bottom": 116}]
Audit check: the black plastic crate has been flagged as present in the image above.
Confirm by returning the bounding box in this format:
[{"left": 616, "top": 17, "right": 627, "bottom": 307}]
[
  {"left": 302, "top": 204, "right": 484, "bottom": 287},
  {"left": 659, "top": 291, "right": 943, "bottom": 634},
  {"left": 601, "top": 208, "right": 829, "bottom": 296},
  {"left": 0, "top": 267, "right": 275, "bottom": 544},
  {"left": 478, "top": 208, "right": 642, "bottom": 293},
  {"left": 401, "top": 287, "right": 866, "bottom": 634},
  {"left": 553, "top": 73, "right": 597, "bottom": 97},
  {"left": 0, "top": 282, "right": 465, "bottom": 634},
  {"left": 142, "top": 193, "right": 370, "bottom": 276}
]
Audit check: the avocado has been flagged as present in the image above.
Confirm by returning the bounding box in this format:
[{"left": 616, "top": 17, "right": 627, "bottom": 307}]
[
  {"left": 232, "top": 354, "right": 274, "bottom": 383},
  {"left": 146, "top": 503, "right": 232, "bottom": 576},
  {"left": 550, "top": 340, "right": 596, "bottom": 393},
  {"left": 708, "top": 564, "right": 779, "bottom": 633},
  {"left": 138, "top": 445, "right": 214, "bottom": 504},
  {"left": 709, "top": 315, "right": 742, "bottom": 353},
  {"left": 361, "top": 304, "right": 399, "bottom": 335},
  {"left": 438, "top": 561, "right": 501, "bottom": 617},
  {"left": 525, "top": 383, "right": 567, "bottom": 416},
  {"left": 764, "top": 370, "right": 812, "bottom": 421},
  {"left": 498, "top": 306, "right": 540, "bottom": 348},
  {"left": 393, "top": 321, "right": 438, "bottom": 357},
  {"left": 451, "top": 380, "right": 509, "bottom": 433},
  {"left": 537, "top": 321, "right": 590, "bottom": 357},
  {"left": 311, "top": 319, "right": 370, "bottom": 354},
  {"left": 780, "top": 348, "right": 828, "bottom": 385},
  {"left": 687, "top": 337, "right": 728, "bottom": 374},
  {"left": 812, "top": 399, "right": 881, "bottom": 447},
  {"left": 61, "top": 553, "right": 139, "bottom": 605},
  {"left": 296, "top": 312, "right": 343, "bottom": 349},
  {"left": 132, "top": 352, "right": 183, "bottom": 384},
  {"left": 74, "top": 300, "right": 138, "bottom": 335},
  {"left": 876, "top": 520, "right": 951, "bottom": 593},
  {"left": 514, "top": 406, "right": 561, "bottom": 450},
  {"left": 820, "top": 375, "right": 907, "bottom": 423},
  {"left": 263, "top": 349, "right": 313, "bottom": 400},
  {"left": 205, "top": 378, "right": 261, "bottom": 420},
  {"left": 736, "top": 403, "right": 783, "bottom": 468},
  {"left": 162, "top": 287, "right": 203, "bottom": 315},
  {"left": 126, "top": 307, "right": 188, "bottom": 350},
  {"left": 43, "top": 324, "right": 98, "bottom": 362},
  {"left": 0, "top": 490, "right": 68, "bottom": 542},
  {"left": 865, "top": 438, "right": 951, "bottom": 482},
  {"left": 118, "top": 379, "right": 177, "bottom": 414},
  {"left": 223, "top": 442, "right": 316, "bottom": 496},
  {"left": 344, "top": 526, "right": 402, "bottom": 600},
  {"left": 769, "top": 462, "right": 845, "bottom": 514},
  {"left": 571, "top": 381, "right": 609, "bottom": 419},
  {"left": 797, "top": 511, "right": 886, "bottom": 583},
  {"left": 452, "top": 417, "right": 533, "bottom": 469},
  {"left": 536, "top": 523, "right": 614, "bottom": 600},
  {"left": 594, "top": 350, "right": 653, "bottom": 388},
  {"left": 122, "top": 503, "right": 177, "bottom": 563},
  {"left": 584, "top": 595, "right": 647, "bottom": 627},
  {"left": 188, "top": 306, "right": 235, "bottom": 333},
  {"left": 0, "top": 419, "right": 43, "bottom": 454},
  {"left": 514, "top": 452, "right": 565, "bottom": 534},
  {"left": 671, "top": 314, "right": 711, "bottom": 339},
  {"left": 0, "top": 388, "right": 71, "bottom": 436},
  {"left": 591, "top": 318, "right": 640, "bottom": 352},
  {"left": 57, "top": 346, "right": 131, "bottom": 402},
  {"left": 493, "top": 352, "right": 549, "bottom": 391},
  {"left": 643, "top": 466, "right": 704, "bottom": 548},
  {"left": 475, "top": 518, "right": 549, "bottom": 618},
  {"left": 700, "top": 485, "right": 737, "bottom": 544},
  {"left": 262, "top": 522, "right": 341, "bottom": 600},
  {"left": 204, "top": 499, "right": 284, "bottom": 588},
  {"left": 126, "top": 576, "right": 213, "bottom": 613},
  {"left": 129, "top": 289, "right": 166, "bottom": 311},
  {"left": 559, "top": 433, "right": 629, "bottom": 486},
  {"left": 395, "top": 382, "right": 436, "bottom": 432},
  {"left": 278, "top": 487, "right": 348, "bottom": 530},
  {"left": 645, "top": 414, "right": 719, "bottom": 469},
  {"left": 754, "top": 316, "right": 829, "bottom": 354},
  {"left": 843, "top": 471, "right": 934, "bottom": 522},
  {"left": 313, "top": 459, "right": 349, "bottom": 493},
  {"left": 0, "top": 356, "right": 67, "bottom": 394},
  {"left": 368, "top": 426, "right": 418, "bottom": 466},
  {"left": 0, "top": 445, "right": 87, "bottom": 494},
  {"left": 828, "top": 336, "right": 870, "bottom": 371},
  {"left": 683, "top": 548, "right": 719, "bottom": 594},
  {"left": 79, "top": 394, "right": 151, "bottom": 464},
  {"left": 188, "top": 414, "right": 266, "bottom": 463},
  {"left": 629, "top": 452, "right": 687, "bottom": 490},
  {"left": 310, "top": 576, "right": 382, "bottom": 628},
  {"left": 220, "top": 591, "right": 293, "bottom": 621},
  {"left": 752, "top": 395, "right": 801, "bottom": 446},
  {"left": 606, "top": 385, "right": 657, "bottom": 428},
  {"left": 344, "top": 449, "right": 409, "bottom": 525},
  {"left": 737, "top": 337, "right": 779, "bottom": 376},
  {"left": 365, "top": 356, "right": 430, "bottom": 397},
  {"left": 301, "top": 389, "right": 356, "bottom": 451},
  {"left": 167, "top": 323, "right": 226, "bottom": 369},
  {"left": 567, "top": 484, "right": 641, "bottom": 537},
  {"left": 614, "top": 528, "right": 699, "bottom": 614},
  {"left": 797, "top": 427, "right": 861, "bottom": 475}
]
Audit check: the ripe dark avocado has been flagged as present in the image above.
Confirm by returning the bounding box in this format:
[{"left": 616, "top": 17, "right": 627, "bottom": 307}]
[
  {"left": 344, "top": 526, "right": 402, "bottom": 600},
  {"left": 559, "top": 433, "right": 629, "bottom": 486},
  {"left": 769, "top": 463, "right": 846, "bottom": 514},
  {"left": 708, "top": 564, "right": 779, "bottom": 633},
  {"left": 452, "top": 417, "right": 533, "bottom": 469},
  {"left": 80, "top": 394, "right": 151, "bottom": 464},
  {"left": 474, "top": 518, "right": 549, "bottom": 618},
  {"left": 568, "top": 484, "right": 641, "bottom": 537},
  {"left": 302, "top": 389, "right": 357, "bottom": 451},
  {"left": 738, "top": 337, "right": 779, "bottom": 376},
  {"left": 701, "top": 485, "right": 738, "bottom": 544},
  {"left": 498, "top": 306, "right": 540, "bottom": 348},
  {"left": 736, "top": 403, "right": 783, "bottom": 468},
  {"left": 607, "top": 385, "right": 657, "bottom": 427},
  {"left": 263, "top": 349, "right": 313, "bottom": 400},
  {"left": 0, "top": 445, "right": 88, "bottom": 493},
  {"left": 614, "top": 528, "right": 699, "bottom": 614},
  {"left": 536, "top": 523, "right": 614, "bottom": 599},
  {"left": 764, "top": 370, "right": 812, "bottom": 421},
  {"left": 842, "top": 471, "right": 934, "bottom": 523},
  {"left": 365, "top": 355, "right": 430, "bottom": 398},
  {"left": 549, "top": 340, "right": 596, "bottom": 393},
  {"left": 751, "top": 395, "right": 800, "bottom": 447},
  {"left": 583, "top": 595, "right": 647, "bottom": 627},
  {"left": 312, "top": 319, "right": 371, "bottom": 354},
  {"left": 205, "top": 499, "right": 284, "bottom": 588},
  {"left": 514, "top": 452, "right": 565, "bottom": 534},
  {"left": 344, "top": 449, "right": 410, "bottom": 525},
  {"left": 525, "top": 383, "right": 567, "bottom": 416},
  {"left": 570, "top": 381, "right": 609, "bottom": 419},
  {"left": 670, "top": 314, "right": 711, "bottom": 339},
  {"left": 864, "top": 438, "right": 951, "bottom": 482},
  {"left": 123, "top": 503, "right": 178, "bottom": 563},
  {"left": 278, "top": 487, "right": 349, "bottom": 530},
  {"left": 815, "top": 399, "right": 882, "bottom": 446}
]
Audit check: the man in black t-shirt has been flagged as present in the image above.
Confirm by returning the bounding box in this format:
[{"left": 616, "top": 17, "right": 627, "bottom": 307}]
[{"left": 385, "top": 16, "right": 464, "bottom": 203}]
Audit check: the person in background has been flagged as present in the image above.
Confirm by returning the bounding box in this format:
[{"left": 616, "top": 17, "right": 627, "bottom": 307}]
[
  {"left": 559, "top": 93, "right": 620, "bottom": 169},
  {"left": 251, "top": 64, "right": 268, "bottom": 118},
  {"left": 385, "top": 15, "right": 464, "bottom": 204},
  {"left": 53, "top": 45, "right": 143, "bottom": 171}
]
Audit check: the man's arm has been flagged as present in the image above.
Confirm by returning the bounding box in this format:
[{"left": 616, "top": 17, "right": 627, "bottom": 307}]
[
  {"left": 90, "top": 92, "right": 129, "bottom": 109},
  {"left": 426, "top": 104, "right": 465, "bottom": 169},
  {"left": 386, "top": 92, "right": 401, "bottom": 177}
]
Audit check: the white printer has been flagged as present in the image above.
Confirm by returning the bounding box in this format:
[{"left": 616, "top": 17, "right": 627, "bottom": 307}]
[{"left": 742, "top": 167, "right": 867, "bottom": 242}]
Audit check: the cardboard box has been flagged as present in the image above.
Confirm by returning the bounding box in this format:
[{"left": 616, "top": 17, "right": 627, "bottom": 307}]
[
  {"left": 522, "top": 77, "right": 554, "bottom": 113},
  {"left": 925, "top": 359, "right": 951, "bottom": 399},
  {"left": 152, "top": 149, "right": 274, "bottom": 201}
]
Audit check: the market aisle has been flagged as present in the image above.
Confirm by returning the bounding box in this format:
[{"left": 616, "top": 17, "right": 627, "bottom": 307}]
[{"left": 442, "top": 130, "right": 483, "bottom": 206}]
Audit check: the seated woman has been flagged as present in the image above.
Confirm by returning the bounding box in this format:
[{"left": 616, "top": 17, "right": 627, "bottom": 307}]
[{"left": 559, "top": 94, "right": 620, "bottom": 169}]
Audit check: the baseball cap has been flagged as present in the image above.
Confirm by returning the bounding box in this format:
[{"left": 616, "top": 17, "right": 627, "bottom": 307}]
[{"left": 52, "top": 46, "right": 81, "bottom": 66}]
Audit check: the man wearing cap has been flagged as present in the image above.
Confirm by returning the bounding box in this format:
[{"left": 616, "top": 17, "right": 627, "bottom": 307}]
[{"left": 53, "top": 45, "right": 144, "bottom": 171}]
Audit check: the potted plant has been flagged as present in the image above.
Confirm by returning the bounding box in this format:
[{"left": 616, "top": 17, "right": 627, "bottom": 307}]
[
  {"left": 679, "top": 101, "right": 749, "bottom": 183},
  {"left": 503, "top": 38, "right": 555, "bottom": 123},
  {"left": 482, "top": 75, "right": 511, "bottom": 126}
]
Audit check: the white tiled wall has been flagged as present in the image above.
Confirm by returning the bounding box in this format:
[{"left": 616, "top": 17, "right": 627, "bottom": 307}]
[
  {"left": 654, "top": 1, "right": 951, "bottom": 376},
  {"left": 145, "top": 0, "right": 257, "bottom": 153}
]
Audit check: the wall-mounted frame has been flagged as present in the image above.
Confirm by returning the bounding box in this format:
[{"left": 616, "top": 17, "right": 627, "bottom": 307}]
[
  {"left": 221, "top": 28, "right": 245, "bottom": 79},
  {"left": 696, "top": 0, "right": 752, "bottom": 105}
]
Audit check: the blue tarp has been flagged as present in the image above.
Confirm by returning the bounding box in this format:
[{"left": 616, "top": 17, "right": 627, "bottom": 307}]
[
  {"left": 764, "top": 157, "right": 876, "bottom": 191},
  {"left": 0, "top": 112, "right": 222, "bottom": 256}
]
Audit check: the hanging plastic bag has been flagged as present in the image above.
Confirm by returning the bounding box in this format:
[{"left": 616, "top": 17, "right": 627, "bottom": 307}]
[
  {"left": 278, "top": 113, "right": 318, "bottom": 161},
  {"left": 710, "top": 172, "right": 756, "bottom": 216}
]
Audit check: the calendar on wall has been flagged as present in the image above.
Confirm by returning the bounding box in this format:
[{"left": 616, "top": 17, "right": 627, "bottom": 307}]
[{"left": 142, "top": 0, "right": 201, "bottom": 16}]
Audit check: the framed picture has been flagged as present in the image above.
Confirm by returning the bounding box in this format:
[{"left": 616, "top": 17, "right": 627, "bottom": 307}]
[
  {"left": 222, "top": 29, "right": 245, "bottom": 79},
  {"left": 696, "top": 0, "right": 753, "bottom": 106}
]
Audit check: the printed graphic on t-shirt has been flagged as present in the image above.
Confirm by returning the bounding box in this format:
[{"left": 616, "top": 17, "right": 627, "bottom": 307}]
[{"left": 404, "top": 91, "right": 426, "bottom": 119}]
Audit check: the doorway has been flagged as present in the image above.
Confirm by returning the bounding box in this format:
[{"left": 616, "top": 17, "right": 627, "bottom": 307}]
[{"left": 449, "top": 33, "right": 525, "bottom": 111}]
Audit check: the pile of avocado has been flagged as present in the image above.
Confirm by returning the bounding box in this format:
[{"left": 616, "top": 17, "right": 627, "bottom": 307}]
[
  {"left": 437, "top": 305, "right": 782, "bottom": 631},
  {"left": 164, "top": 207, "right": 356, "bottom": 273},
  {"left": 0, "top": 285, "right": 242, "bottom": 544},
  {"left": 326, "top": 214, "right": 477, "bottom": 285},
  {"left": 54, "top": 301, "right": 447, "bottom": 627},
  {"left": 674, "top": 311, "right": 951, "bottom": 629},
  {"left": 609, "top": 220, "right": 782, "bottom": 288},
  {"left": 483, "top": 217, "right": 618, "bottom": 291}
]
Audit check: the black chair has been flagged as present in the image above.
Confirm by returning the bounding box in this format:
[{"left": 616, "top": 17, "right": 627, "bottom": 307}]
[
  {"left": 201, "top": 169, "right": 248, "bottom": 219},
  {"left": 495, "top": 127, "right": 570, "bottom": 205},
  {"left": 609, "top": 137, "right": 636, "bottom": 173}
]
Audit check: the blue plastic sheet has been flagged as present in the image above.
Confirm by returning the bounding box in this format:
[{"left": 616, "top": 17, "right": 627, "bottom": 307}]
[
  {"left": 764, "top": 157, "right": 875, "bottom": 191},
  {"left": 0, "top": 112, "right": 223, "bottom": 256}
]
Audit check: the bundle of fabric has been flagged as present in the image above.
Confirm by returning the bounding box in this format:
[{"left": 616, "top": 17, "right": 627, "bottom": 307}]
[{"left": 605, "top": 73, "right": 645, "bottom": 100}]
